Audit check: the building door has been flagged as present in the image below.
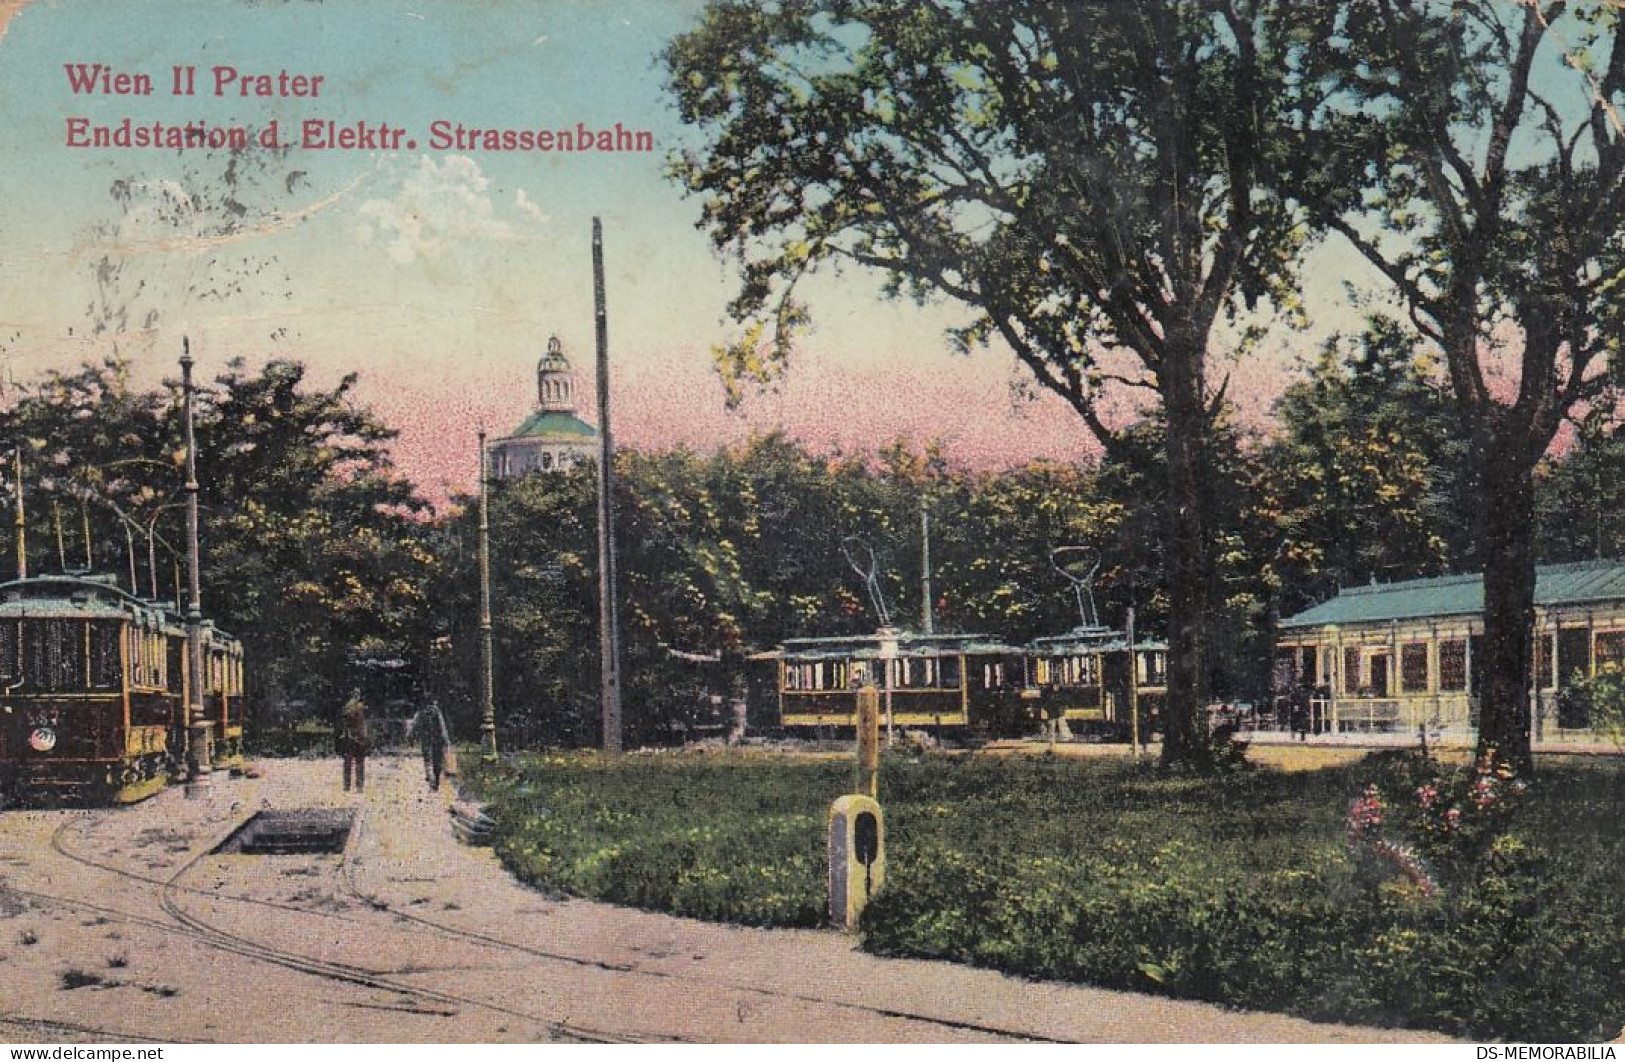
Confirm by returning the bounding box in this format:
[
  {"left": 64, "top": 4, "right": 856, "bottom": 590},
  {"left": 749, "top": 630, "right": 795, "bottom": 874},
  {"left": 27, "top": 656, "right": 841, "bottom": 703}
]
[{"left": 1369, "top": 653, "right": 1390, "bottom": 698}]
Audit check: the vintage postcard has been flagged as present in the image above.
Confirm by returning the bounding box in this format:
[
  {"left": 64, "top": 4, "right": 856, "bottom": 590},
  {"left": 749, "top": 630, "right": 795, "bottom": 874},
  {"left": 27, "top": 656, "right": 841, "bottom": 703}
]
[{"left": 0, "top": 0, "right": 1622, "bottom": 1050}]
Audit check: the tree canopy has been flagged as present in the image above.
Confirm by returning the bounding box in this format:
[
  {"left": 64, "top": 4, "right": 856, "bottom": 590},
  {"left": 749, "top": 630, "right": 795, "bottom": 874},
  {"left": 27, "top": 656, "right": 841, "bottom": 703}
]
[{"left": 667, "top": 0, "right": 1319, "bottom": 769}]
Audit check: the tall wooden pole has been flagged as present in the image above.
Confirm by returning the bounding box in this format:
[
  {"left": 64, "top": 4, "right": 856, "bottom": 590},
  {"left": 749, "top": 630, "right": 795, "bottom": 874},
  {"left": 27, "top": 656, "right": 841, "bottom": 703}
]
[
  {"left": 12, "top": 449, "right": 24, "bottom": 579},
  {"left": 478, "top": 429, "right": 497, "bottom": 763},
  {"left": 920, "top": 501, "right": 934, "bottom": 635},
  {"left": 594, "top": 217, "right": 623, "bottom": 753},
  {"left": 181, "top": 340, "right": 212, "bottom": 791},
  {"left": 1127, "top": 606, "right": 1141, "bottom": 760}
]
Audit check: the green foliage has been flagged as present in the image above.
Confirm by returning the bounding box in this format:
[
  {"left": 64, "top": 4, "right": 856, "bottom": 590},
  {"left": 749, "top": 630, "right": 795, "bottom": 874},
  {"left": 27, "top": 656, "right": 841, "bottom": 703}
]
[
  {"left": 1565, "top": 666, "right": 1625, "bottom": 751},
  {"left": 1538, "top": 413, "right": 1625, "bottom": 566},
  {"left": 470, "top": 751, "right": 1625, "bottom": 1042},
  {"left": 0, "top": 355, "right": 442, "bottom": 722},
  {"left": 1267, "top": 321, "right": 1473, "bottom": 609},
  {"left": 665, "top": 0, "right": 1326, "bottom": 772},
  {"left": 473, "top": 753, "right": 834, "bottom": 926}
]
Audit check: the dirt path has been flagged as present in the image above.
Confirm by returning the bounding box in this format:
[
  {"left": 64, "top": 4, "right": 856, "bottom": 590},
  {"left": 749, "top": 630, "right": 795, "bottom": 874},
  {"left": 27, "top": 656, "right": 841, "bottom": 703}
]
[{"left": 0, "top": 757, "right": 1454, "bottom": 1043}]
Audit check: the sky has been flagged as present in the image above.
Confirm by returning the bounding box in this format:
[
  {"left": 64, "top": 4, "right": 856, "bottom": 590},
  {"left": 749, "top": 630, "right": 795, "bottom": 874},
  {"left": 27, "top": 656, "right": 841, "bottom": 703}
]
[{"left": 0, "top": 0, "right": 1438, "bottom": 501}]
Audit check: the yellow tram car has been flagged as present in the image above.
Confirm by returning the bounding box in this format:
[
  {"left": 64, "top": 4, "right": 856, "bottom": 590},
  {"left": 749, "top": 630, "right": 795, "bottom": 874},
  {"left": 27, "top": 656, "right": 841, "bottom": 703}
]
[{"left": 0, "top": 573, "right": 246, "bottom": 804}]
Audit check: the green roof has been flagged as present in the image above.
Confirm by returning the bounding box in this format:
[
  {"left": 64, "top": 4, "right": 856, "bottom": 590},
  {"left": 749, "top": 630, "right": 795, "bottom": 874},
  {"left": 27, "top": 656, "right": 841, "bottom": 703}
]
[
  {"left": 1279, "top": 559, "right": 1625, "bottom": 630},
  {"left": 503, "top": 410, "right": 597, "bottom": 440}
]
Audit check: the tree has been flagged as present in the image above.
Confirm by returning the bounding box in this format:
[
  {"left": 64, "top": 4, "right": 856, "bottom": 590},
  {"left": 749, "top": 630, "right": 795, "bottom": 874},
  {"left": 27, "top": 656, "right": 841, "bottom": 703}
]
[
  {"left": 191, "top": 359, "right": 441, "bottom": 715},
  {"left": 666, "top": 0, "right": 1314, "bottom": 770},
  {"left": 1267, "top": 318, "right": 1473, "bottom": 613},
  {"left": 1535, "top": 410, "right": 1625, "bottom": 564},
  {"left": 1302, "top": 1, "right": 1625, "bottom": 767},
  {"left": 0, "top": 355, "right": 442, "bottom": 721}
]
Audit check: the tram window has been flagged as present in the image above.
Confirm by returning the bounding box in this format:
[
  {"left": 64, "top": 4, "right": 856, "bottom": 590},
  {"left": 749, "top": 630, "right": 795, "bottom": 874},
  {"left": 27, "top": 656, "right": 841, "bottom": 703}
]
[
  {"left": 90, "top": 622, "right": 120, "bottom": 689},
  {"left": 892, "top": 657, "right": 941, "bottom": 689},
  {"left": 25, "top": 620, "right": 85, "bottom": 691},
  {"left": 1139, "top": 651, "right": 1167, "bottom": 686},
  {"left": 0, "top": 621, "right": 18, "bottom": 682},
  {"left": 1401, "top": 642, "right": 1429, "bottom": 693},
  {"left": 939, "top": 656, "right": 960, "bottom": 688},
  {"left": 1072, "top": 655, "right": 1099, "bottom": 686},
  {"left": 1439, "top": 640, "right": 1467, "bottom": 691}
]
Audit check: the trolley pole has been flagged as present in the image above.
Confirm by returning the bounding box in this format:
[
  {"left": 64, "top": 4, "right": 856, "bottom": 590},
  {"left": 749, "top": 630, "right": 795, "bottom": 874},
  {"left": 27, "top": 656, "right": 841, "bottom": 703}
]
[
  {"left": 181, "top": 340, "right": 212, "bottom": 793},
  {"left": 593, "top": 217, "right": 623, "bottom": 754},
  {"left": 478, "top": 430, "right": 497, "bottom": 763}
]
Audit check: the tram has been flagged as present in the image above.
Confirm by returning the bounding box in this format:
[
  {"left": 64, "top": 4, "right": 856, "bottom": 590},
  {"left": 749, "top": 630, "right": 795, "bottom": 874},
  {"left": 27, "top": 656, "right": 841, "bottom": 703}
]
[
  {"left": 768, "top": 630, "right": 1038, "bottom": 736},
  {"left": 0, "top": 572, "right": 246, "bottom": 804},
  {"left": 1028, "top": 625, "right": 1168, "bottom": 738}
]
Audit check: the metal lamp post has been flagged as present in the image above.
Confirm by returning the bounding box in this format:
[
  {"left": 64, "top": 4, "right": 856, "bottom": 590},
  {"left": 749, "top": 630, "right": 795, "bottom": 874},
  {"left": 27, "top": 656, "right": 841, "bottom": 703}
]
[
  {"left": 181, "top": 341, "right": 212, "bottom": 793},
  {"left": 478, "top": 429, "right": 498, "bottom": 763}
]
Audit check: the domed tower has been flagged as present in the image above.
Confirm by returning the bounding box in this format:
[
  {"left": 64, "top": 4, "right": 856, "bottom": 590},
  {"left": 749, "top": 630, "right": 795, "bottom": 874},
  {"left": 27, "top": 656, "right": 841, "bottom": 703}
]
[
  {"left": 490, "top": 334, "right": 599, "bottom": 481},
  {"left": 536, "top": 335, "right": 576, "bottom": 413}
]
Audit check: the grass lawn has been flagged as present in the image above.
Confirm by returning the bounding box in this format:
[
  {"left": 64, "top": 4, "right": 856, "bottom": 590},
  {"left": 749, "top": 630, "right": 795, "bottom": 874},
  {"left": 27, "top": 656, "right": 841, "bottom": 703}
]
[{"left": 465, "top": 746, "right": 1625, "bottom": 1042}]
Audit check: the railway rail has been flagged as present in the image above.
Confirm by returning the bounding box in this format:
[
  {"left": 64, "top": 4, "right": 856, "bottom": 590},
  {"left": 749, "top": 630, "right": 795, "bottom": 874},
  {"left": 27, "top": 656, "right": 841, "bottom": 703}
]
[{"left": 0, "top": 762, "right": 1050, "bottom": 1043}]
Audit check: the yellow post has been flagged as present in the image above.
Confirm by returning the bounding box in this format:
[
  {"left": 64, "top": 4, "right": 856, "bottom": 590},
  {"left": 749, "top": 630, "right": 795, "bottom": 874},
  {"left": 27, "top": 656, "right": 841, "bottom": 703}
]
[
  {"left": 827, "top": 794, "right": 884, "bottom": 930},
  {"left": 856, "top": 684, "right": 880, "bottom": 798}
]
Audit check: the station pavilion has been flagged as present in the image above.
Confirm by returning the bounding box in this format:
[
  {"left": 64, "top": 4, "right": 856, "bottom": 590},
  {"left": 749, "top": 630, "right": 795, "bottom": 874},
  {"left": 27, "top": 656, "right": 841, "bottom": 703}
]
[{"left": 1274, "top": 558, "right": 1625, "bottom": 740}]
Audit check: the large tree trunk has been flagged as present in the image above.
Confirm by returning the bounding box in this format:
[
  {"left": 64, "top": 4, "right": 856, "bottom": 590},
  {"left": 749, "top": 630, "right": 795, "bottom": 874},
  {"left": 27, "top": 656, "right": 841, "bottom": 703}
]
[
  {"left": 1159, "top": 339, "right": 1214, "bottom": 772},
  {"left": 1475, "top": 435, "right": 1536, "bottom": 771}
]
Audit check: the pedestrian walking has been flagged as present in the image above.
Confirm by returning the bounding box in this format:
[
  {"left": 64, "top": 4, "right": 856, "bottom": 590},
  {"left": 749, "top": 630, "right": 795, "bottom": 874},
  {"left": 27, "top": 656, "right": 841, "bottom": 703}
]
[
  {"left": 1290, "top": 688, "right": 1309, "bottom": 742},
  {"left": 411, "top": 699, "right": 448, "bottom": 791},
  {"left": 338, "top": 687, "right": 370, "bottom": 792}
]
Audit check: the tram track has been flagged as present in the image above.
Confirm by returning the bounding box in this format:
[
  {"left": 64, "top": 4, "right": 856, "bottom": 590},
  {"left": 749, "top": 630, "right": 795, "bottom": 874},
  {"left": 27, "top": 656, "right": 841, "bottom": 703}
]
[
  {"left": 337, "top": 804, "right": 1062, "bottom": 1043},
  {"left": 24, "top": 787, "right": 1052, "bottom": 1043},
  {"left": 31, "top": 814, "right": 671, "bottom": 1044}
]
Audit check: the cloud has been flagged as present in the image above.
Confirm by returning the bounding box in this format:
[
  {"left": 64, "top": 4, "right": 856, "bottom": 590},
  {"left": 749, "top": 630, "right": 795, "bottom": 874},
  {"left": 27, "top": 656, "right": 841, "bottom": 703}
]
[
  {"left": 355, "top": 155, "right": 512, "bottom": 264},
  {"left": 514, "top": 189, "right": 549, "bottom": 224}
]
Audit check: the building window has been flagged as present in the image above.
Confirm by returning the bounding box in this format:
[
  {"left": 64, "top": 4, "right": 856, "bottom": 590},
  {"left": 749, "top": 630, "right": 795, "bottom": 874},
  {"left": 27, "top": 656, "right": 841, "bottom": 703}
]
[
  {"left": 1596, "top": 631, "right": 1625, "bottom": 673},
  {"left": 541, "top": 452, "right": 554, "bottom": 470},
  {"left": 1439, "top": 639, "right": 1467, "bottom": 691},
  {"left": 1343, "top": 646, "right": 1361, "bottom": 694},
  {"left": 1401, "top": 642, "right": 1429, "bottom": 693},
  {"left": 1535, "top": 632, "right": 1554, "bottom": 690}
]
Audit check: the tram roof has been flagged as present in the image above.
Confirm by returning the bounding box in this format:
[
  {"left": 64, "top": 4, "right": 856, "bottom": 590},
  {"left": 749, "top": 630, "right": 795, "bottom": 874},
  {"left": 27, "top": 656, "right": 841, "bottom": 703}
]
[
  {"left": 1278, "top": 558, "right": 1625, "bottom": 630},
  {"left": 0, "top": 573, "right": 160, "bottom": 618},
  {"left": 771, "top": 630, "right": 1026, "bottom": 660},
  {"left": 0, "top": 572, "right": 242, "bottom": 643},
  {"left": 1030, "top": 626, "right": 1169, "bottom": 653}
]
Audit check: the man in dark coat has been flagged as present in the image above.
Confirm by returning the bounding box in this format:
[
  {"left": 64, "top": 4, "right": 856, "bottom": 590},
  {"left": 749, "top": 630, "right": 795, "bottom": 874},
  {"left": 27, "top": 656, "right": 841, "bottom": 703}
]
[
  {"left": 411, "top": 700, "right": 448, "bottom": 791},
  {"left": 338, "top": 687, "right": 369, "bottom": 792}
]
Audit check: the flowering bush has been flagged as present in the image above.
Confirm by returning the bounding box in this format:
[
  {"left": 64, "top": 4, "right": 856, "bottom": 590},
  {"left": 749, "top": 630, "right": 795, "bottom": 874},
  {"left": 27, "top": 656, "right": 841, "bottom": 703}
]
[
  {"left": 1408, "top": 747, "right": 1528, "bottom": 880},
  {"left": 1347, "top": 749, "right": 1529, "bottom": 895},
  {"left": 1345, "top": 783, "right": 1436, "bottom": 897}
]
